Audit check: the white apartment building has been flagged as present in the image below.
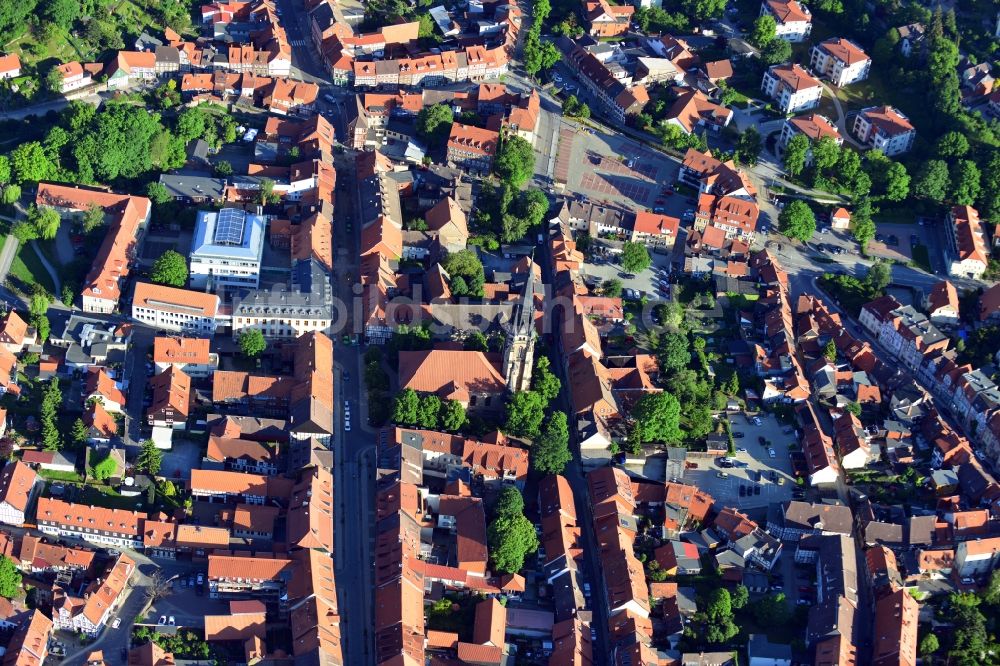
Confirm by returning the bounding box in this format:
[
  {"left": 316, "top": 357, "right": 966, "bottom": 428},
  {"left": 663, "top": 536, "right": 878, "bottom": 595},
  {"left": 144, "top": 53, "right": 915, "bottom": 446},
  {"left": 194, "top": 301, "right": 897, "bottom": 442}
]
[
  {"left": 945, "top": 205, "right": 990, "bottom": 280},
  {"left": 760, "top": 0, "right": 812, "bottom": 42},
  {"left": 189, "top": 208, "right": 266, "bottom": 290},
  {"left": 132, "top": 282, "right": 220, "bottom": 336},
  {"left": 853, "top": 105, "right": 916, "bottom": 156},
  {"left": 35, "top": 498, "right": 144, "bottom": 549},
  {"left": 761, "top": 64, "right": 822, "bottom": 114},
  {"left": 809, "top": 38, "right": 871, "bottom": 87},
  {"left": 955, "top": 537, "right": 1000, "bottom": 578}
]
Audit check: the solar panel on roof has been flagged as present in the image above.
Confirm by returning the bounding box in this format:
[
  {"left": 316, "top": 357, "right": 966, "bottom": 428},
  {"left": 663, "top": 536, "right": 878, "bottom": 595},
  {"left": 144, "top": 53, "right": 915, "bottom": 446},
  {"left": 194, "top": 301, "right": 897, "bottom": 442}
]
[{"left": 213, "top": 208, "right": 246, "bottom": 246}]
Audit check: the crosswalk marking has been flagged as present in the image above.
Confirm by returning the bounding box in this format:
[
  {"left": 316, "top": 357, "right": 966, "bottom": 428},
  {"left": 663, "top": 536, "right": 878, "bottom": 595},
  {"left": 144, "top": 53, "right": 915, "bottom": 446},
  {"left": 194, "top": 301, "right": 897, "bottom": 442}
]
[{"left": 289, "top": 39, "right": 308, "bottom": 46}]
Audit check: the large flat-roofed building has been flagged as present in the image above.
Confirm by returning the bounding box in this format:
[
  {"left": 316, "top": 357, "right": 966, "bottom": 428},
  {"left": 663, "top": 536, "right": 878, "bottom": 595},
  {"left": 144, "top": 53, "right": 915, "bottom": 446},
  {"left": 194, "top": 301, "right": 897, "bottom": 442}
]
[
  {"left": 131, "top": 282, "right": 220, "bottom": 336},
  {"left": 189, "top": 208, "right": 266, "bottom": 290}
]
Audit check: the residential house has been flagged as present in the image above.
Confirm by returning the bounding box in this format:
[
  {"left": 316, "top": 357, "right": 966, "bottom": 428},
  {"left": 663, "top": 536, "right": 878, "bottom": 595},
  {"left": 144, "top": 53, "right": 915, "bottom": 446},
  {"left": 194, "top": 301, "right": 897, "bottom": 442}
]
[
  {"left": 53, "top": 61, "right": 93, "bottom": 93},
  {"left": 871, "top": 590, "right": 918, "bottom": 666},
  {"left": 979, "top": 283, "right": 1000, "bottom": 324},
  {"left": 761, "top": 64, "right": 822, "bottom": 114},
  {"left": 830, "top": 207, "right": 851, "bottom": 230},
  {"left": 925, "top": 280, "right": 960, "bottom": 327},
  {"left": 945, "top": 205, "right": 989, "bottom": 280},
  {"left": 205, "top": 436, "right": 279, "bottom": 475},
  {"left": 955, "top": 537, "right": 1000, "bottom": 578},
  {"left": 0, "top": 54, "right": 21, "bottom": 80},
  {"left": 84, "top": 367, "right": 126, "bottom": 413},
  {"left": 3, "top": 611, "right": 52, "bottom": 666},
  {"left": 207, "top": 552, "right": 295, "bottom": 600},
  {"left": 189, "top": 469, "right": 291, "bottom": 505},
  {"left": 0, "top": 462, "right": 40, "bottom": 527},
  {"left": 152, "top": 337, "right": 218, "bottom": 377},
  {"left": 853, "top": 106, "right": 916, "bottom": 156},
  {"left": 51, "top": 554, "right": 134, "bottom": 636},
  {"left": 106, "top": 51, "right": 157, "bottom": 89},
  {"left": 809, "top": 38, "right": 871, "bottom": 86},
  {"left": 0, "top": 311, "right": 36, "bottom": 354},
  {"left": 584, "top": 0, "right": 633, "bottom": 37},
  {"left": 146, "top": 367, "right": 191, "bottom": 430},
  {"left": 36, "top": 498, "right": 143, "bottom": 548},
  {"left": 446, "top": 123, "right": 499, "bottom": 175},
  {"left": 663, "top": 89, "right": 733, "bottom": 134}
]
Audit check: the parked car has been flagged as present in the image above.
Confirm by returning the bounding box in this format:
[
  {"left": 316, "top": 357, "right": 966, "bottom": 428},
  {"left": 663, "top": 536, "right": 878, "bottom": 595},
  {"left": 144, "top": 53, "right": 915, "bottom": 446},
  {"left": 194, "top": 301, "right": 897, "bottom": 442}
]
[
  {"left": 716, "top": 471, "right": 729, "bottom": 479},
  {"left": 112, "top": 618, "right": 121, "bottom": 629},
  {"left": 752, "top": 416, "right": 762, "bottom": 426},
  {"left": 758, "top": 436, "right": 767, "bottom": 446},
  {"left": 768, "top": 448, "right": 776, "bottom": 459},
  {"left": 168, "top": 616, "right": 176, "bottom": 626},
  {"left": 733, "top": 431, "right": 745, "bottom": 439},
  {"left": 736, "top": 447, "right": 747, "bottom": 453},
  {"left": 158, "top": 616, "right": 167, "bottom": 625}
]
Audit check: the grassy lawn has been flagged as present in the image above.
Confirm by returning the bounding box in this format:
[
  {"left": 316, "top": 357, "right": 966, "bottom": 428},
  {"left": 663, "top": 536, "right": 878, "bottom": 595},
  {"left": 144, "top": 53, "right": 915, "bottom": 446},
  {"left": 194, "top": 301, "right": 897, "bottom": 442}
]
[
  {"left": 37, "top": 469, "right": 82, "bottom": 483},
  {"left": 874, "top": 207, "right": 916, "bottom": 226},
  {"left": 911, "top": 244, "right": 932, "bottom": 273},
  {"left": 8, "top": 245, "right": 55, "bottom": 295}
]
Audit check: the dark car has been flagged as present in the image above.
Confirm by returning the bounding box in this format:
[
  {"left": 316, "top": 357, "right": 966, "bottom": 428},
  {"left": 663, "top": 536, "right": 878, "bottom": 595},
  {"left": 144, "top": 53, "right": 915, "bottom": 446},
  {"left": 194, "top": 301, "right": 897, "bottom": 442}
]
[
  {"left": 758, "top": 436, "right": 767, "bottom": 446},
  {"left": 732, "top": 431, "right": 745, "bottom": 439}
]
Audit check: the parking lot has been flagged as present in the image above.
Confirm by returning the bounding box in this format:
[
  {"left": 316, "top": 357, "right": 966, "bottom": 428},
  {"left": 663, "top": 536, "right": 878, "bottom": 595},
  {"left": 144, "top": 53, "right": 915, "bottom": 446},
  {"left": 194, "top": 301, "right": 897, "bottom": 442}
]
[
  {"left": 579, "top": 252, "right": 677, "bottom": 299},
  {"left": 685, "top": 412, "right": 799, "bottom": 510},
  {"left": 143, "top": 574, "right": 229, "bottom": 629}
]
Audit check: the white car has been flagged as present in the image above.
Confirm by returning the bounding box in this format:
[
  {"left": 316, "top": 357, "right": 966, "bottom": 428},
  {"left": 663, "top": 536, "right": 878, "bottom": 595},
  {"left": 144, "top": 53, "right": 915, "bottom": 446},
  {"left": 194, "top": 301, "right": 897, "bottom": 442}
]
[
  {"left": 112, "top": 618, "right": 121, "bottom": 629},
  {"left": 553, "top": 73, "right": 563, "bottom": 82},
  {"left": 752, "top": 416, "right": 762, "bottom": 426},
  {"left": 158, "top": 616, "right": 167, "bottom": 625},
  {"left": 767, "top": 448, "right": 776, "bottom": 459},
  {"left": 168, "top": 616, "right": 176, "bottom": 626},
  {"left": 345, "top": 418, "right": 352, "bottom": 432}
]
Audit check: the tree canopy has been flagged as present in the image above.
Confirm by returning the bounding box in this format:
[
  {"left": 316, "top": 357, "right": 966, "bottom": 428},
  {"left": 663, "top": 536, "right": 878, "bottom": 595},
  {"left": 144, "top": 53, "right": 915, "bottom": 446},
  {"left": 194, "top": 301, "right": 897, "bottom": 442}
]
[
  {"left": 137, "top": 440, "right": 163, "bottom": 476},
  {"left": 620, "top": 242, "right": 651, "bottom": 275},
  {"left": 237, "top": 329, "right": 267, "bottom": 359},
  {"left": 504, "top": 390, "right": 546, "bottom": 438},
  {"left": 487, "top": 487, "right": 538, "bottom": 574},
  {"left": 494, "top": 135, "right": 535, "bottom": 188},
  {"left": 532, "top": 412, "right": 571, "bottom": 475},
  {"left": 0, "top": 558, "right": 21, "bottom": 599},
  {"left": 778, "top": 200, "right": 816, "bottom": 242},
  {"left": 631, "top": 391, "right": 682, "bottom": 445},
  {"left": 416, "top": 104, "right": 454, "bottom": 145},
  {"left": 150, "top": 250, "right": 188, "bottom": 287}
]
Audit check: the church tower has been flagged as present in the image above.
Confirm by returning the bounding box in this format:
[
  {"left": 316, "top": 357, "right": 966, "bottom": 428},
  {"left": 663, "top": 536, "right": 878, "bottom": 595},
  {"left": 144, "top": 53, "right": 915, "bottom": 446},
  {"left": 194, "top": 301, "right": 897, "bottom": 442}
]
[{"left": 502, "top": 264, "right": 537, "bottom": 393}]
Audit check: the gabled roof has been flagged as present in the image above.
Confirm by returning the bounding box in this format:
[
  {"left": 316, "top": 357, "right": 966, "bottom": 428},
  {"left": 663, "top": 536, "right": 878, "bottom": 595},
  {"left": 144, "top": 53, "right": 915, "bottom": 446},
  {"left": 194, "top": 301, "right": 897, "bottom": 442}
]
[
  {"left": 153, "top": 337, "right": 211, "bottom": 365},
  {"left": 0, "top": 461, "right": 37, "bottom": 513},
  {"left": 398, "top": 349, "right": 505, "bottom": 401},
  {"left": 816, "top": 38, "right": 870, "bottom": 65},
  {"left": 764, "top": 0, "right": 811, "bottom": 23}
]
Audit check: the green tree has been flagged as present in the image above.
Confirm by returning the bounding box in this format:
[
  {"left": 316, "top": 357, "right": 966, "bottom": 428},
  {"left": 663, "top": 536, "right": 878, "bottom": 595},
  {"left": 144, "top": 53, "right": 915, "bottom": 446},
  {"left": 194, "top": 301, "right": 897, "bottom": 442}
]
[
  {"left": 761, "top": 38, "right": 792, "bottom": 65},
  {"left": 0, "top": 157, "right": 10, "bottom": 186},
  {"left": 680, "top": 0, "right": 726, "bottom": 20},
  {"left": 90, "top": 455, "right": 118, "bottom": 481},
  {"left": 82, "top": 204, "right": 105, "bottom": 233},
  {"left": 782, "top": 134, "right": 809, "bottom": 177},
  {"left": 919, "top": 632, "right": 939, "bottom": 656},
  {"left": 845, "top": 401, "right": 861, "bottom": 416},
  {"left": 657, "top": 331, "right": 690, "bottom": 371},
  {"left": 935, "top": 130, "right": 969, "bottom": 159},
  {"left": 735, "top": 126, "right": 762, "bottom": 166},
  {"left": 852, "top": 197, "right": 877, "bottom": 251},
  {"left": 495, "top": 135, "right": 535, "bottom": 188},
  {"left": 731, "top": 584, "right": 749, "bottom": 610},
  {"left": 0, "top": 558, "right": 21, "bottom": 599},
  {"left": 440, "top": 400, "right": 466, "bottom": 431},
  {"left": 602, "top": 278, "right": 623, "bottom": 297},
  {"left": 1, "top": 184, "right": 20, "bottom": 206},
  {"left": 532, "top": 357, "right": 561, "bottom": 403},
  {"left": 495, "top": 485, "right": 525, "bottom": 517},
  {"left": 145, "top": 181, "right": 172, "bottom": 205},
  {"left": 136, "top": 440, "right": 162, "bottom": 475},
  {"left": 392, "top": 388, "right": 420, "bottom": 424},
  {"left": 44, "top": 0, "right": 80, "bottom": 29},
  {"left": 40, "top": 377, "right": 62, "bottom": 452},
  {"left": 237, "top": 328, "right": 267, "bottom": 359},
  {"left": 914, "top": 159, "right": 950, "bottom": 202},
  {"left": 823, "top": 339, "right": 837, "bottom": 362},
  {"left": 417, "top": 395, "right": 441, "bottom": 429},
  {"left": 175, "top": 107, "right": 207, "bottom": 143},
  {"left": 46, "top": 68, "right": 65, "bottom": 94},
  {"left": 882, "top": 162, "right": 910, "bottom": 202},
  {"left": 214, "top": 160, "right": 234, "bottom": 177},
  {"left": 982, "top": 570, "right": 1000, "bottom": 606},
  {"left": 951, "top": 160, "right": 981, "bottom": 206},
  {"left": 11, "top": 141, "right": 56, "bottom": 183},
  {"left": 754, "top": 592, "right": 790, "bottom": 625},
  {"left": 488, "top": 488, "right": 538, "bottom": 574},
  {"left": 416, "top": 104, "right": 454, "bottom": 144},
  {"left": 979, "top": 151, "right": 1000, "bottom": 221},
  {"left": 78, "top": 104, "right": 165, "bottom": 181},
  {"left": 865, "top": 260, "right": 891, "bottom": 293},
  {"left": 749, "top": 14, "right": 776, "bottom": 47},
  {"left": 778, "top": 200, "right": 816, "bottom": 242},
  {"left": 463, "top": 332, "right": 489, "bottom": 352},
  {"left": 441, "top": 249, "right": 485, "bottom": 297},
  {"left": 620, "top": 242, "right": 651, "bottom": 275},
  {"left": 532, "top": 412, "right": 571, "bottom": 475},
  {"left": 150, "top": 250, "right": 188, "bottom": 287},
  {"left": 504, "top": 390, "right": 546, "bottom": 438},
  {"left": 630, "top": 391, "right": 682, "bottom": 444},
  {"left": 71, "top": 417, "right": 89, "bottom": 445},
  {"left": 706, "top": 588, "right": 732, "bottom": 621},
  {"left": 28, "top": 206, "right": 60, "bottom": 241},
  {"left": 812, "top": 136, "right": 841, "bottom": 172}
]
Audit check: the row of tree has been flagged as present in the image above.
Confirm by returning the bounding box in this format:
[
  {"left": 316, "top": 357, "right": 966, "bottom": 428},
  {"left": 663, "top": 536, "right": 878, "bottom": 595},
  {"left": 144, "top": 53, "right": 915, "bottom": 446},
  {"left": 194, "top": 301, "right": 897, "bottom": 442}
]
[{"left": 392, "top": 389, "right": 467, "bottom": 431}]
